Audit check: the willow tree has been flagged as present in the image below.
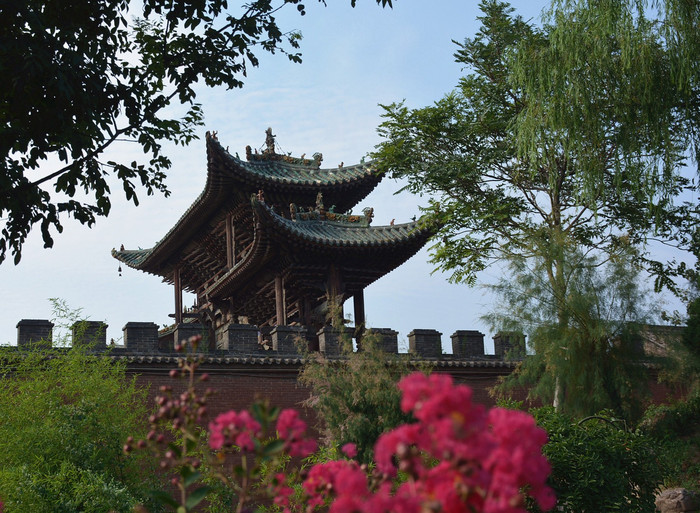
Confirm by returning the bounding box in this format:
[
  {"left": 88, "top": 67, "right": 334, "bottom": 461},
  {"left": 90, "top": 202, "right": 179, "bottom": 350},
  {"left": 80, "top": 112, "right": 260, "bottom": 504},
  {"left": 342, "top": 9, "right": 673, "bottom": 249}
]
[
  {"left": 515, "top": 0, "right": 700, "bottom": 294},
  {"left": 373, "top": 0, "right": 696, "bottom": 411}
]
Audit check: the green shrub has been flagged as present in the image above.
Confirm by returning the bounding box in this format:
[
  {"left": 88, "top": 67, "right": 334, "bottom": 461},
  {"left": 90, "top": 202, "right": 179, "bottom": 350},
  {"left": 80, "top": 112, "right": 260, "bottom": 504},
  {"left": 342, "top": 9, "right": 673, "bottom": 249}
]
[
  {"left": 531, "top": 407, "right": 663, "bottom": 513},
  {"left": 0, "top": 347, "right": 158, "bottom": 512},
  {"left": 299, "top": 331, "right": 424, "bottom": 464},
  {"left": 640, "top": 395, "right": 700, "bottom": 439},
  {"left": 639, "top": 396, "right": 700, "bottom": 490}
]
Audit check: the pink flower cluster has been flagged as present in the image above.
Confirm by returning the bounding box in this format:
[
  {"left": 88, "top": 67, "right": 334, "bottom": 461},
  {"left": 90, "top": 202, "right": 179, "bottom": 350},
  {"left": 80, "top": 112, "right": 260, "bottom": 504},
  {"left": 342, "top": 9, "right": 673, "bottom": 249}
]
[
  {"left": 298, "top": 373, "right": 555, "bottom": 513},
  {"left": 208, "top": 410, "right": 261, "bottom": 451},
  {"left": 204, "top": 372, "right": 554, "bottom": 513},
  {"left": 276, "top": 409, "right": 318, "bottom": 457},
  {"left": 207, "top": 407, "right": 318, "bottom": 458}
]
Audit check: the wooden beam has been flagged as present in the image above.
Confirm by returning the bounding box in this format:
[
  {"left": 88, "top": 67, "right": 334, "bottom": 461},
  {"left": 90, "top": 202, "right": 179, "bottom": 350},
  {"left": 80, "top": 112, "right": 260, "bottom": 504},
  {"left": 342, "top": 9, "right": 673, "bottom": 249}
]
[{"left": 328, "top": 265, "right": 344, "bottom": 327}]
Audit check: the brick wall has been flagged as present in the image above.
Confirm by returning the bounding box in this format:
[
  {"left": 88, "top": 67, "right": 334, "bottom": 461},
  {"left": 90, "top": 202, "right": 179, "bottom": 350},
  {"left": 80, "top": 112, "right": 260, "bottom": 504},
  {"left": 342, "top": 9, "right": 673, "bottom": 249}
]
[
  {"left": 123, "top": 359, "right": 682, "bottom": 434},
  {"left": 126, "top": 360, "right": 320, "bottom": 433}
]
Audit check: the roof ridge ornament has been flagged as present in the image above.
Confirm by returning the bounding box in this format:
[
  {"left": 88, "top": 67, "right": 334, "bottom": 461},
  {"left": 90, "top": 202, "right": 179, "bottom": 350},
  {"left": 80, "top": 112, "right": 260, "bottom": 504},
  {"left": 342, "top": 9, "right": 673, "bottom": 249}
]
[
  {"left": 289, "top": 193, "right": 374, "bottom": 227},
  {"left": 264, "top": 127, "right": 276, "bottom": 155},
  {"left": 245, "top": 128, "right": 323, "bottom": 168}
]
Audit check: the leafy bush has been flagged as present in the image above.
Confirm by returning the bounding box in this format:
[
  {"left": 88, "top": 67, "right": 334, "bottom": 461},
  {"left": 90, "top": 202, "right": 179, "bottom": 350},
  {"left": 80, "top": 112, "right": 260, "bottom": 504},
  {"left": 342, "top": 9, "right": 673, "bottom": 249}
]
[
  {"left": 641, "top": 395, "right": 700, "bottom": 439},
  {"left": 531, "top": 407, "right": 663, "bottom": 513},
  {"left": 0, "top": 347, "right": 157, "bottom": 512},
  {"left": 299, "top": 331, "right": 423, "bottom": 463},
  {"left": 639, "top": 396, "right": 700, "bottom": 490}
]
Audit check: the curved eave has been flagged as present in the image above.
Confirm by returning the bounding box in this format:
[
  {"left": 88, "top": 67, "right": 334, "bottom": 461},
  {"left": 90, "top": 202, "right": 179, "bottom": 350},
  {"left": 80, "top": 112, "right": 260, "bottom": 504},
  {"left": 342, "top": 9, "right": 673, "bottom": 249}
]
[
  {"left": 112, "top": 248, "right": 154, "bottom": 268},
  {"left": 253, "top": 199, "right": 434, "bottom": 250},
  {"left": 208, "top": 135, "right": 382, "bottom": 211},
  {"left": 113, "top": 161, "right": 235, "bottom": 275}
]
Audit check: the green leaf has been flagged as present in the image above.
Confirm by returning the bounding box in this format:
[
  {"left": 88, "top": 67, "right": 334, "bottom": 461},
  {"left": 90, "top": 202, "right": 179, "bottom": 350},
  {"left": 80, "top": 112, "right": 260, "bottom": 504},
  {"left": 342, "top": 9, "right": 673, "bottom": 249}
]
[
  {"left": 262, "top": 438, "right": 285, "bottom": 457},
  {"left": 167, "top": 442, "right": 182, "bottom": 459},
  {"left": 180, "top": 466, "right": 201, "bottom": 487},
  {"left": 185, "top": 486, "right": 211, "bottom": 510}
]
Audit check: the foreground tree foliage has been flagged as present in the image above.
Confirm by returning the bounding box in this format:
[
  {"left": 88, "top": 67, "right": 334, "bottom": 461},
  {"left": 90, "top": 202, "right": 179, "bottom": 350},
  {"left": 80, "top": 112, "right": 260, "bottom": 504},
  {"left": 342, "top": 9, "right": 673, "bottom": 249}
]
[
  {"left": 0, "top": 0, "right": 390, "bottom": 265},
  {"left": 374, "top": 0, "right": 696, "bottom": 409},
  {"left": 375, "top": 0, "right": 695, "bottom": 289},
  {"left": 515, "top": 0, "right": 700, "bottom": 293},
  {"left": 0, "top": 346, "right": 156, "bottom": 512}
]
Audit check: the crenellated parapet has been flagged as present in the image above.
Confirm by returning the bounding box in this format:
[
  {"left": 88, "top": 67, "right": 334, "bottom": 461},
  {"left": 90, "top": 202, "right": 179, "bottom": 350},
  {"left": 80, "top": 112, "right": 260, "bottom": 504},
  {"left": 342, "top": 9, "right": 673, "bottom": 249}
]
[{"left": 12, "top": 318, "right": 519, "bottom": 361}]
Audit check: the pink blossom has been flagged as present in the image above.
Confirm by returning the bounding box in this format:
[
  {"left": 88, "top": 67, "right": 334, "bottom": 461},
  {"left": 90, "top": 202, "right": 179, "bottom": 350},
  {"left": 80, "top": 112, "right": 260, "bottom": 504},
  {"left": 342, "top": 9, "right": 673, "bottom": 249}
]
[
  {"left": 203, "top": 372, "right": 554, "bottom": 513},
  {"left": 341, "top": 443, "right": 357, "bottom": 458},
  {"left": 271, "top": 473, "right": 294, "bottom": 513},
  {"left": 302, "top": 371, "right": 555, "bottom": 513},
  {"left": 277, "top": 409, "right": 318, "bottom": 457},
  {"left": 208, "top": 409, "right": 261, "bottom": 451}
]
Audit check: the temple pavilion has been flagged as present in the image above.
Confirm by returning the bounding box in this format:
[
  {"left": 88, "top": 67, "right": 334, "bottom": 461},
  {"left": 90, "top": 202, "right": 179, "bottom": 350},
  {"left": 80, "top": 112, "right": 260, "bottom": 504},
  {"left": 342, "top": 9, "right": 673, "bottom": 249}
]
[{"left": 112, "top": 130, "right": 433, "bottom": 348}]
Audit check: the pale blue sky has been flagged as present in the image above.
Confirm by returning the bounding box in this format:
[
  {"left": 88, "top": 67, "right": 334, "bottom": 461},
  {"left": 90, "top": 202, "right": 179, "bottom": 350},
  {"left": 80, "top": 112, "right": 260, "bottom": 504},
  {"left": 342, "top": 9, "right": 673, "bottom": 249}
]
[{"left": 0, "top": 0, "right": 684, "bottom": 350}]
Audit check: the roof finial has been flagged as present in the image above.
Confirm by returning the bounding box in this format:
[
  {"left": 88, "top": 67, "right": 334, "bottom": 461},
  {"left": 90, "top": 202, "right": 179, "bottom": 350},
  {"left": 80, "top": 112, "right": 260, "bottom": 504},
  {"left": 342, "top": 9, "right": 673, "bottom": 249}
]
[{"left": 265, "top": 127, "right": 276, "bottom": 155}]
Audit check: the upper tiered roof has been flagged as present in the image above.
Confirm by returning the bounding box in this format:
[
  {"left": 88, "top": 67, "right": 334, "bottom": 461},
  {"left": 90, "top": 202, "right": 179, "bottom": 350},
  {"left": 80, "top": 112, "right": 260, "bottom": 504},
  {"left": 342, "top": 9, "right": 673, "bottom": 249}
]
[{"left": 209, "top": 130, "right": 382, "bottom": 211}]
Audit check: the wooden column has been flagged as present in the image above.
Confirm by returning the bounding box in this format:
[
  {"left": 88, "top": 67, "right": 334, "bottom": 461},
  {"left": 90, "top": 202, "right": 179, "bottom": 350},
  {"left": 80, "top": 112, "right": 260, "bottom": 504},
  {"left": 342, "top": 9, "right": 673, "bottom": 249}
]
[
  {"left": 275, "top": 276, "right": 285, "bottom": 326},
  {"left": 225, "top": 214, "right": 235, "bottom": 268},
  {"left": 174, "top": 267, "right": 183, "bottom": 324},
  {"left": 353, "top": 289, "right": 365, "bottom": 345},
  {"left": 328, "top": 265, "right": 344, "bottom": 327}
]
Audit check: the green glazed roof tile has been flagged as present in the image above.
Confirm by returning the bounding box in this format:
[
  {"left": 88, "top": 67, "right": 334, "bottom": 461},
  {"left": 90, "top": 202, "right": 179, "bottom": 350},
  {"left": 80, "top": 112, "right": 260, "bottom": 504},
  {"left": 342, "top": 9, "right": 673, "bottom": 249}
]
[
  {"left": 210, "top": 137, "right": 377, "bottom": 187},
  {"left": 255, "top": 200, "right": 432, "bottom": 248}
]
